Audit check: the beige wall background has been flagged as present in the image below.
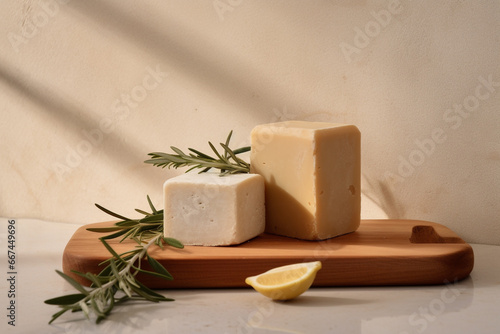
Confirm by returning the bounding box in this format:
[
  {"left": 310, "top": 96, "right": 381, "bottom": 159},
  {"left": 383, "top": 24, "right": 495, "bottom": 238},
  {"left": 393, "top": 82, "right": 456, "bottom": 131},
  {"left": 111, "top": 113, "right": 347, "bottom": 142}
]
[{"left": 1, "top": 0, "right": 499, "bottom": 244}]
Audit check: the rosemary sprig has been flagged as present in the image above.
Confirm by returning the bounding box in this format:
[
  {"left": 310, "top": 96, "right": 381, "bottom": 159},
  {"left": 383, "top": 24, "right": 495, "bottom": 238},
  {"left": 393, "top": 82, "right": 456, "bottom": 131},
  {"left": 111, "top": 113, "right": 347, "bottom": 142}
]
[
  {"left": 144, "top": 130, "right": 250, "bottom": 175},
  {"left": 45, "top": 197, "right": 183, "bottom": 324},
  {"left": 47, "top": 130, "right": 250, "bottom": 324}
]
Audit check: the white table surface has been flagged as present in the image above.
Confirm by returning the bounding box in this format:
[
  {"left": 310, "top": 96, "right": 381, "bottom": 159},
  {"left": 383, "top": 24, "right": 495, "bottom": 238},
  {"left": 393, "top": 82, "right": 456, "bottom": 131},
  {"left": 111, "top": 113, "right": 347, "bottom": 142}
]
[{"left": 1, "top": 218, "right": 499, "bottom": 334}]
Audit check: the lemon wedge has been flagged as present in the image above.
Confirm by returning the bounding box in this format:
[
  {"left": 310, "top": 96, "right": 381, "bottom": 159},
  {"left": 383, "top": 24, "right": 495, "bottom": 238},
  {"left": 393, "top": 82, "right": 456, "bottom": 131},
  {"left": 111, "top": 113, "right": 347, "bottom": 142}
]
[{"left": 245, "top": 261, "right": 322, "bottom": 300}]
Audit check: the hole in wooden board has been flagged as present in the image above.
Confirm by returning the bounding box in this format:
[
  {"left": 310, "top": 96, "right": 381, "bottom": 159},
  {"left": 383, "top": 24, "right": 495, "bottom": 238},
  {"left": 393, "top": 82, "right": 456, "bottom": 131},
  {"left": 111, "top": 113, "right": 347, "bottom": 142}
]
[
  {"left": 409, "top": 225, "right": 465, "bottom": 244},
  {"left": 348, "top": 185, "right": 356, "bottom": 195}
]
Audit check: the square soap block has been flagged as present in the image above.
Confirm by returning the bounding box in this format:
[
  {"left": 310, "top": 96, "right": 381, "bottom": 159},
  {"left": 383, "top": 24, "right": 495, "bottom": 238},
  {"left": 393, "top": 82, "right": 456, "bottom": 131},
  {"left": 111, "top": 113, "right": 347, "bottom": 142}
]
[
  {"left": 163, "top": 173, "right": 265, "bottom": 246},
  {"left": 250, "top": 121, "right": 361, "bottom": 240}
]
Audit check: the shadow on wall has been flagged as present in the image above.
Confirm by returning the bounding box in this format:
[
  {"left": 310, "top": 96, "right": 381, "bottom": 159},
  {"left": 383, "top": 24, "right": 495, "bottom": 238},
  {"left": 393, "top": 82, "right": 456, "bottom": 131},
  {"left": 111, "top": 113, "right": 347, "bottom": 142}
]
[
  {"left": 0, "top": 64, "right": 149, "bottom": 182},
  {"left": 361, "top": 174, "right": 405, "bottom": 219},
  {"left": 67, "top": 0, "right": 324, "bottom": 120}
]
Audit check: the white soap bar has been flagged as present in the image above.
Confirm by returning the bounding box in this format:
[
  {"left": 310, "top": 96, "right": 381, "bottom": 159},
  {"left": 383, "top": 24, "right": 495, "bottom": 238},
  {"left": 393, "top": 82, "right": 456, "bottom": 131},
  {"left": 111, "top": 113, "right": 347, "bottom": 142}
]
[
  {"left": 163, "top": 173, "right": 265, "bottom": 246},
  {"left": 250, "top": 121, "right": 361, "bottom": 240}
]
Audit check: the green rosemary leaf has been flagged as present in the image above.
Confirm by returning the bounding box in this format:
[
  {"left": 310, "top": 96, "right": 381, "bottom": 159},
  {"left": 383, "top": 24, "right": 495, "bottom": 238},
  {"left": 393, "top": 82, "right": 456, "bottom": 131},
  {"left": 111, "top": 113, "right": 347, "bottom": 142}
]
[
  {"left": 146, "top": 254, "right": 173, "bottom": 280},
  {"left": 100, "top": 239, "right": 127, "bottom": 265},
  {"left": 139, "top": 213, "right": 163, "bottom": 223},
  {"left": 185, "top": 165, "right": 203, "bottom": 173},
  {"left": 84, "top": 273, "right": 103, "bottom": 288},
  {"left": 136, "top": 280, "right": 174, "bottom": 301},
  {"left": 169, "top": 146, "right": 187, "bottom": 157},
  {"left": 188, "top": 147, "right": 214, "bottom": 160},
  {"left": 97, "top": 251, "right": 135, "bottom": 268},
  {"left": 114, "top": 295, "right": 130, "bottom": 304},
  {"left": 131, "top": 264, "right": 173, "bottom": 281},
  {"left": 119, "top": 227, "right": 139, "bottom": 243},
  {"left": 200, "top": 167, "right": 212, "bottom": 173},
  {"left": 95, "top": 203, "right": 132, "bottom": 221},
  {"left": 55, "top": 270, "right": 89, "bottom": 295},
  {"left": 96, "top": 263, "right": 113, "bottom": 278},
  {"left": 109, "top": 259, "right": 120, "bottom": 279},
  {"left": 223, "top": 130, "right": 233, "bottom": 160},
  {"left": 90, "top": 298, "right": 107, "bottom": 318},
  {"left": 128, "top": 284, "right": 162, "bottom": 303},
  {"left": 225, "top": 130, "right": 233, "bottom": 147},
  {"left": 150, "top": 152, "right": 185, "bottom": 164},
  {"left": 220, "top": 143, "right": 249, "bottom": 167},
  {"left": 44, "top": 293, "right": 87, "bottom": 305},
  {"left": 163, "top": 237, "right": 184, "bottom": 249},
  {"left": 135, "top": 208, "right": 151, "bottom": 216},
  {"left": 232, "top": 146, "right": 250, "bottom": 155},
  {"left": 93, "top": 301, "right": 113, "bottom": 322},
  {"left": 115, "top": 220, "right": 139, "bottom": 227},
  {"left": 48, "top": 308, "right": 70, "bottom": 324},
  {"left": 102, "top": 291, "right": 114, "bottom": 314},
  {"left": 86, "top": 226, "right": 129, "bottom": 233},
  {"left": 100, "top": 228, "right": 131, "bottom": 240},
  {"left": 146, "top": 195, "right": 158, "bottom": 215},
  {"left": 208, "top": 141, "right": 226, "bottom": 162},
  {"left": 124, "top": 273, "right": 141, "bottom": 289},
  {"left": 68, "top": 270, "right": 104, "bottom": 288}
]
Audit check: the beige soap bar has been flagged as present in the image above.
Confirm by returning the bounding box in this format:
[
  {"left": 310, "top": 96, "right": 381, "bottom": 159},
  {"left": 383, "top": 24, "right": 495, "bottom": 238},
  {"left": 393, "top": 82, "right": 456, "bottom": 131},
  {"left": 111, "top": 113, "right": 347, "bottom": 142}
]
[
  {"left": 250, "top": 121, "right": 361, "bottom": 240},
  {"left": 163, "top": 173, "right": 265, "bottom": 246}
]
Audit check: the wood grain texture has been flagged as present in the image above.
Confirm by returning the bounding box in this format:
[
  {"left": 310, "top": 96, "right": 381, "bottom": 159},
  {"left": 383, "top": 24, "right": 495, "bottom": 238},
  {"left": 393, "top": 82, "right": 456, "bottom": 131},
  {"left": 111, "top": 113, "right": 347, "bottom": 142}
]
[{"left": 62, "top": 219, "right": 474, "bottom": 289}]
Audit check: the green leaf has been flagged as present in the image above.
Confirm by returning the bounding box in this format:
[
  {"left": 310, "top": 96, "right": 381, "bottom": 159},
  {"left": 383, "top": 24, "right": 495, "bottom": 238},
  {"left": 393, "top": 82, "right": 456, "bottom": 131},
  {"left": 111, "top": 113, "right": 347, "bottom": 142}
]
[
  {"left": 100, "top": 238, "right": 127, "bottom": 265},
  {"left": 44, "top": 293, "right": 87, "bottom": 305},
  {"left": 146, "top": 254, "right": 174, "bottom": 280},
  {"left": 220, "top": 143, "right": 248, "bottom": 166},
  {"left": 225, "top": 129, "right": 233, "bottom": 147},
  {"left": 223, "top": 130, "right": 233, "bottom": 159},
  {"left": 48, "top": 308, "right": 70, "bottom": 324},
  {"left": 95, "top": 203, "right": 132, "bottom": 221},
  {"left": 109, "top": 259, "right": 121, "bottom": 279},
  {"left": 55, "top": 270, "right": 89, "bottom": 295},
  {"left": 86, "top": 226, "right": 128, "bottom": 233},
  {"left": 90, "top": 296, "right": 114, "bottom": 319},
  {"left": 85, "top": 273, "right": 103, "bottom": 288},
  {"left": 139, "top": 213, "right": 163, "bottom": 223},
  {"left": 100, "top": 228, "right": 131, "bottom": 240},
  {"left": 69, "top": 270, "right": 104, "bottom": 288},
  {"left": 169, "top": 146, "right": 187, "bottom": 157},
  {"left": 188, "top": 147, "right": 214, "bottom": 160},
  {"left": 146, "top": 195, "right": 158, "bottom": 214},
  {"left": 136, "top": 280, "right": 174, "bottom": 301},
  {"left": 135, "top": 208, "right": 151, "bottom": 216},
  {"left": 128, "top": 283, "right": 162, "bottom": 302},
  {"left": 115, "top": 220, "right": 140, "bottom": 227},
  {"left": 208, "top": 141, "right": 226, "bottom": 162},
  {"left": 163, "top": 237, "right": 184, "bottom": 249},
  {"left": 233, "top": 146, "right": 250, "bottom": 155},
  {"left": 119, "top": 227, "right": 139, "bottom": 243},
  {"left": 159, "top": 153, "right": 186, "bottom": 164},
  {"left": 131, "top": 264, "right": 172, "bottom": 281},
  {"left": 95, "top": 266, "right": 112, "bottom": 280}
]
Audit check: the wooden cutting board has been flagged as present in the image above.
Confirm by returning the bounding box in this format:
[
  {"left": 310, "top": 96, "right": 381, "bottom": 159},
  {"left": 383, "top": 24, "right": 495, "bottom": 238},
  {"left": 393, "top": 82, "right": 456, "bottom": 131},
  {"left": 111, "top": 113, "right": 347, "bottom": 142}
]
[{"left": 63, "top": 219, "right": 474, "bottom": 288}]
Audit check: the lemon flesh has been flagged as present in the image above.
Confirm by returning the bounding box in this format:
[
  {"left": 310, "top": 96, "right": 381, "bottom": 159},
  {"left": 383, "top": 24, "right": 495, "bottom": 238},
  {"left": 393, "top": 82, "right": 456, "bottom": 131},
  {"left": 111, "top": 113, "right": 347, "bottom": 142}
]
[{"left": 245, "top": 261, "right": 322, "bottom": 300}]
